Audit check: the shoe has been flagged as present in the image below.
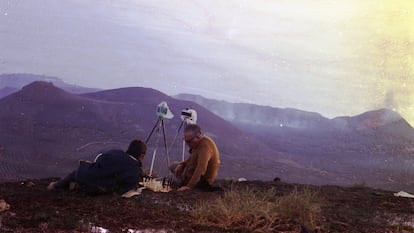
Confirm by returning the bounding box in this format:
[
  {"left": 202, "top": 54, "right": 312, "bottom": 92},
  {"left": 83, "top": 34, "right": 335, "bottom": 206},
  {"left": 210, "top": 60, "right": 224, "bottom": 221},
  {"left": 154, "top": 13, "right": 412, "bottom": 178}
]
[
  {"left": 69, "top": 182, "right": 78, "bottom": 191},
  {"left": 47, "top": 182, "right": 57, "bottom": 190}
]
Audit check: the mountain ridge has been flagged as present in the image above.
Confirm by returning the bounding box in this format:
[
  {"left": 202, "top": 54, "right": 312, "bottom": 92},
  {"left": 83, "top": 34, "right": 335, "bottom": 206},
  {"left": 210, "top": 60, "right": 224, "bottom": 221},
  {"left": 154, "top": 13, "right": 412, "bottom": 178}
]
[
  {"left": 1, "top": 81, "right": 414, "bottom": 191},
  {"left": 175, "top": 93, "right": 413, "bottom": 135},
  {"left": 0, "top": 81, "right": 293, "bottom": 183},
  {"left": 0, "top": 73, "right": 100, "bottom": 97}
]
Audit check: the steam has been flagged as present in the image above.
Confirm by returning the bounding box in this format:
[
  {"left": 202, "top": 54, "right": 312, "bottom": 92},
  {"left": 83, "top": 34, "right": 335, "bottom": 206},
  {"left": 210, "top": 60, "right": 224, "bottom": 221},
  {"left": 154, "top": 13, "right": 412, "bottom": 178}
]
[
  {"left": 384, "top": 90, "right": 398, "bottom": 111},
  {"left": 381, "top": 90, "right": 413, "bottom": 126}
]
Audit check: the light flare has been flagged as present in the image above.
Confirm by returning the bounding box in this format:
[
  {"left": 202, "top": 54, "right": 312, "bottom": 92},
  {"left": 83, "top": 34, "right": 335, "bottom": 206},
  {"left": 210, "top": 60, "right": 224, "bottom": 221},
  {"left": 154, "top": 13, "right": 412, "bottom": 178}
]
[{"left": 346, "top": 0, "right": 414, "bottom": 126}]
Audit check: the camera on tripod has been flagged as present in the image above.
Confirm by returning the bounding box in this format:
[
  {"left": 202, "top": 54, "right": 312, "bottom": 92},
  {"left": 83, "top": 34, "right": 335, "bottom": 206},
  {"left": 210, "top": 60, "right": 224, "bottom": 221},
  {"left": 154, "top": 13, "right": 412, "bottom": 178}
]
[
  {"left": 156, "top": 101, "right": 174, "bottom": 119},
  {"left": 181, "top": 108, "right": 197, "bottom": 125}
]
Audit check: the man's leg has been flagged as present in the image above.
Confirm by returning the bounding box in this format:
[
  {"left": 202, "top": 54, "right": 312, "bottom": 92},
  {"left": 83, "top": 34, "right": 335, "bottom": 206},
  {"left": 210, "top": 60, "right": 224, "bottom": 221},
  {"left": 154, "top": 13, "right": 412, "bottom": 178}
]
[
  {"left": 169, "top": 161, "right": 182, "bottom": 176},
  {"left": 169, "top": 161, "right": 186, "bottom": 187}
]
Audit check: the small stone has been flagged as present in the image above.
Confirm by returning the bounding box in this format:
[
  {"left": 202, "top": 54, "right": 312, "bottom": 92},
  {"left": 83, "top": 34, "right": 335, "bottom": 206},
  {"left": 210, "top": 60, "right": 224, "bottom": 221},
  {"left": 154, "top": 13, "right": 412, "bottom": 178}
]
[{"left": 0, "top": 199, "right": 10, "bottom": 212}]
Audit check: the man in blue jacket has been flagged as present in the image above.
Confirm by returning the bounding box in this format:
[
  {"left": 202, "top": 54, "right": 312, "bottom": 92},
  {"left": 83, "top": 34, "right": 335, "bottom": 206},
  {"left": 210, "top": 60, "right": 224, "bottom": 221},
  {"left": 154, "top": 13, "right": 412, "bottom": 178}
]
[{"left": 48, "top": 140, "right": 146, "bottom": 195}]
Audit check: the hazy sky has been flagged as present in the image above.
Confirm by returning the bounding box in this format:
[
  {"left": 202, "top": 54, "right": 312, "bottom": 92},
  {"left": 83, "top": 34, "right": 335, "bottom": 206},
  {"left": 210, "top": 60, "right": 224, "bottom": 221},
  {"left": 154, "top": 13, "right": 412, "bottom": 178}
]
[{"left": 1, "top": 0, "right": 413, "bottom": 125}]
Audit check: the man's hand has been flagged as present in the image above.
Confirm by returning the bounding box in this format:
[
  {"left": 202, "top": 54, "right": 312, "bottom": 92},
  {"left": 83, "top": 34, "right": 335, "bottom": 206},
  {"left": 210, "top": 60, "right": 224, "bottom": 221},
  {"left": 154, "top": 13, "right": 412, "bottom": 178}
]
[{"left": 177, "top": 186, "right": 191, "bottom": 192}]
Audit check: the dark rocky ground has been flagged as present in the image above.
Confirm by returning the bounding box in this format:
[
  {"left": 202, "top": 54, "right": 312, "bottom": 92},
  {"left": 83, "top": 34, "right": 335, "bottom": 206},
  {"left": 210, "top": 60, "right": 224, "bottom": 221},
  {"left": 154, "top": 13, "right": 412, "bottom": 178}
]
[{"left": 1, "top": 179, "right": 414, "bottom": 233}]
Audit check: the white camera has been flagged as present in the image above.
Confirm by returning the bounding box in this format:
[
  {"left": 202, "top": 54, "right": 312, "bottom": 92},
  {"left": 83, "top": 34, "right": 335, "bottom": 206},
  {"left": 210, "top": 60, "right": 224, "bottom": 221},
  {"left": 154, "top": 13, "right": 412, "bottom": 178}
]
[
  {"left": 156, "top": 101, "right": 174, "bottom": 119},
  {"left": 181, "top": 108, "right": 197, "bottom": 124}
]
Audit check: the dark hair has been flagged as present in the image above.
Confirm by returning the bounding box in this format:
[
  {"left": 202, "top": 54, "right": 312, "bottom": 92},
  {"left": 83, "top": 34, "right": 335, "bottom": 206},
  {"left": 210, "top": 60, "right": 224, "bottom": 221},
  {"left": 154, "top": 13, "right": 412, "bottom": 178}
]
[
  {"left": 126, "top": 140, "right": 147, "bottom": 158},
  {"left": 184, "top": 124, "right": 202, "bottom": 137}
]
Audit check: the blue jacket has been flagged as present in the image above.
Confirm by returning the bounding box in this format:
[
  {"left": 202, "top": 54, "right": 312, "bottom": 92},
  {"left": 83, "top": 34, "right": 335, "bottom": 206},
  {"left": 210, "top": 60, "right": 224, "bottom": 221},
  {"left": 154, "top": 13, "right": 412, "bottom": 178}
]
[{"left": 76, "top": 150, "right": 142, "bottom": 195}]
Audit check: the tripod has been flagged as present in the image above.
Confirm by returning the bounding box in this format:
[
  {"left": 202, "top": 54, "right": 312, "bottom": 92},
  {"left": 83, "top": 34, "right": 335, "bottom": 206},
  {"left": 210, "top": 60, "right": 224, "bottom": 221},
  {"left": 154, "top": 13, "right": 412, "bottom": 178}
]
[
  {"left": 169, "top": 108, "right": 197, "bottom": 162},
  {"left": 146, "top": 117, "right": 170, "bottom": 177},
  {"left": 169, "top": 119, "right": 190, "bottom": 162}
]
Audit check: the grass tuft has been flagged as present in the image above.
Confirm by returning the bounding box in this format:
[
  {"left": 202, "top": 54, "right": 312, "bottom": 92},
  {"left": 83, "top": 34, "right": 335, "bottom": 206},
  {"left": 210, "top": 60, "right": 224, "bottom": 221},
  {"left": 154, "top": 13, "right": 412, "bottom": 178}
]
[
  {"left": 275, "top": 187, "right": 323, "bottom": 229},
  {"left": 191, "top": 187, "right": 323, "bottom": 232}
]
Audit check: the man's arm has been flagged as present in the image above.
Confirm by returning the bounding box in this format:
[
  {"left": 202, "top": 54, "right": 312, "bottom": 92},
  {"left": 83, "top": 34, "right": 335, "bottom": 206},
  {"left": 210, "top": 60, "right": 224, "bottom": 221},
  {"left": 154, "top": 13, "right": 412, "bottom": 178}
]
[{"left": 93, "top": 153, "right": 103, "bottom": 162}]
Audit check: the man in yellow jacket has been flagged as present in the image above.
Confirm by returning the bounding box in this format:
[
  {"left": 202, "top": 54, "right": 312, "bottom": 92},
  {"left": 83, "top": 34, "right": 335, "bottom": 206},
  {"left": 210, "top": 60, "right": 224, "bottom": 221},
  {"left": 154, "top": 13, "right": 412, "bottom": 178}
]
[{"left": 171, "top": 124, "right": 220, "bottom": 191}]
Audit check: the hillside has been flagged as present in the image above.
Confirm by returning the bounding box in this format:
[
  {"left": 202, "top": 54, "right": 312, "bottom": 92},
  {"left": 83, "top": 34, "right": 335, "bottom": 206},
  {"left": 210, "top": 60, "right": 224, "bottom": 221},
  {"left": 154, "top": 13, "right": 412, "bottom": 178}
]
[
  {"left": 1, "top": 82, "right": 414, "bottom": 191},
  {"left": 0, "top": 81, "right": 304, "bottom": 183},
  {"left": 175, "top": 94, "right": 414, "bottom": 191},
  {"left": 0, "top": 179, "right": 413, "bottom": 232},
  {"left": 0, "top": 87, "right": 18, "bottom": 99}
]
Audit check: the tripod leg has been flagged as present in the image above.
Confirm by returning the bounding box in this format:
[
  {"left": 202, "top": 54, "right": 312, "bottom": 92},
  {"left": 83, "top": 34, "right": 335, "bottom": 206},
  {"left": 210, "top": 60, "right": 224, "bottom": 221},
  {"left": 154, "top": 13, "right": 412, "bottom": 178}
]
[
  {"left": 146, "top": 118, "right": 161, "bottom": 143},
  {"left": 161, "top": 119, "right": 170, "bottom": 168},
  {"left": 149, "top": 127, "right": 161, "bottom": 177},
  {"left": 149, "top": 147, "right": 157, "bottom": 177},
  {"left": 169, "top": 120, "right": 184, "bottom": 150},
  {"left": 182, "top": 139, "right": 186, "bottom": 161},
  {"left": 182, "top": 121, "right": 188, "bottom": 161}
]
